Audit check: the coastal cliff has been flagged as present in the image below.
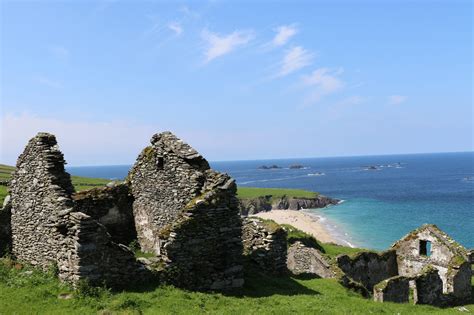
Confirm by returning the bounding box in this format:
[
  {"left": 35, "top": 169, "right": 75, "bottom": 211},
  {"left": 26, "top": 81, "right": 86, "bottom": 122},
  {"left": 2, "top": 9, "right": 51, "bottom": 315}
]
[{"left": 239, "top": 195, "right": 339, "bottom": 216}]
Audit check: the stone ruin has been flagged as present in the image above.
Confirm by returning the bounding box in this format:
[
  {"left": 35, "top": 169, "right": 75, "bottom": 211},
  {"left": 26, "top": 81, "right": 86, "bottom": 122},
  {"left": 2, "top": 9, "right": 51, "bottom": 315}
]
[
  {"left": 337, "top": 224, "right": 472, "bottom": 305},
  {"left": 287, "top": 241, "right": 335, "bottom": 278},
  {"left": 1, "top": 131, "right": 243, "bottom": 290},
  {"left": 392, "top": 224, "right": 472, "bottom": 303},
  {"left": 8, "top": 133, "right": 147, "bottom": 288},
  {"left": 0, "top": 132, "right": 471, "bottom": 305},
  {"left": 241, "top": 217, "right": 288, "bottom": 275},
  {"left": 128, "top": 132, "right": 243, "bottom": 290}
]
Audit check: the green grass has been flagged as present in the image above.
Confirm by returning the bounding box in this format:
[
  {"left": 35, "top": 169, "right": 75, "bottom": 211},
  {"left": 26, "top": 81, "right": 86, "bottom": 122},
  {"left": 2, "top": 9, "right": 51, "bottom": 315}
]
[
  {"left": 0, "top": 257, "right": 472, "bottom": 314},
  {"left": 237, "top": 187, "right": 318, "bottom": 199}
]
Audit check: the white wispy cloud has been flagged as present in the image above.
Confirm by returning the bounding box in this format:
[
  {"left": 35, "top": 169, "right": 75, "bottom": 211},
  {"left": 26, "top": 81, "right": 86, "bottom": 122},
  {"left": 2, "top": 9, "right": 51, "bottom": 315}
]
[
  {"left": 201, "top": 29, "right": 254, "bottom": 63},
  {"left": 168, "top": 22, "right": 183, "bottom": 36},
  {"left": 272, "top": 24, "right": 298, "bottom": 46},
  {"left": 34, "top": 75, "right": 62, "bottom": 89},
  {"left": 388, "top": 95, "right": 407, "bottom": 105},
  {"left": 276, "top": 46, "right": 313, "bottom": 77},
  {"left": 301, "top": 67, "right": 344, "bottom": 104}
]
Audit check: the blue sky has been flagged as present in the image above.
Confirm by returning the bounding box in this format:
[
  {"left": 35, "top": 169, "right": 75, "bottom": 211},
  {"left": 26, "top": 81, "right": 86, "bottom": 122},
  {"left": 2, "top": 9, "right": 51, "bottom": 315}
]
[{"left": 1, "top": 0, "right": 472, "bottom": 166}]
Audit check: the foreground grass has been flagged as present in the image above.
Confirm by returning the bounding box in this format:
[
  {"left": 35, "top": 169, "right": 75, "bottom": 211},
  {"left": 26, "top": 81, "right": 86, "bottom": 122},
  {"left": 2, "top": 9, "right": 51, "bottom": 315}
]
[
  {"left": 237, "top": 187, "right": 318, "bottom": 199},
  {"left": 0, "top": 257, "right": 472, "bottom": 315}
]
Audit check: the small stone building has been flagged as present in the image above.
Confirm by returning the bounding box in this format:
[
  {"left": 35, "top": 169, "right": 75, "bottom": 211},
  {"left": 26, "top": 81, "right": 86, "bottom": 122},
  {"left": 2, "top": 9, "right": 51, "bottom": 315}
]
[
  {"left": 337, "top": 224, "right": 472, "bottom": 305},
  {"left": 4, "top": 131, "right": 243, "bottom": 291},
  {"left": 392, "top": 224, "right": 472, "bottom": 302}
]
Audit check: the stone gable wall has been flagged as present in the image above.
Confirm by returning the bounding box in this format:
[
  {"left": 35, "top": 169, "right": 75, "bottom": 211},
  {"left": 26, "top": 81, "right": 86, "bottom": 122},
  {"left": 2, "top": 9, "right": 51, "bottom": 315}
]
[
  {"left": 128, "top": 132, "right": 209, "bottom": 254},
  {"left": 8, "top": 133, "right": 148, "bottom": 288},
  {"left": 242, "top": 217, "right": 288, "bottom": 275},
  {"left": 392, "top": 225, "right": 471, "bottom": 299},
  {"left": 10, "top": 133, "right": 75, "bottom": 269},
  {"left": 128, "top": 132, "right": 243, "bottom": 290}
]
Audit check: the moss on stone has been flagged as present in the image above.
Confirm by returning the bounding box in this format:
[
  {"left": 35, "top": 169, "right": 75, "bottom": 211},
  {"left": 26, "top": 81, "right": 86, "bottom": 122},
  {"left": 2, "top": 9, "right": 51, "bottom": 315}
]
[
  {"left": 158, "top": 224, "right": 173, "bottom": 239},
  {"left": 260, "top": 219, "right": 283, "bottom": 234},
  {"left": 142, "top": 146, "right": 156, "bottom": 162}
]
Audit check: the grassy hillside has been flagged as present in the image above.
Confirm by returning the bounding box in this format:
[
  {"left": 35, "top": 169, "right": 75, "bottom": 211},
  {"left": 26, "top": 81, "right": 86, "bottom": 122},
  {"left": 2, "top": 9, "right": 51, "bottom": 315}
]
[
  {"left": 0, "top": 164, "right": 472, "bottom": 313},
  {"left": 237, "top": 187, "right": 318, "bottom": 199},
  {"left": 0, "top": 247, "right": 472, "bottom": 314}
]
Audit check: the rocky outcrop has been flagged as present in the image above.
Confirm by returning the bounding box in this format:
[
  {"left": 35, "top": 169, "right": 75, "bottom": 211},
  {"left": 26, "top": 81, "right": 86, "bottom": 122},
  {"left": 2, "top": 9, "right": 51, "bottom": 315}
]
[
  {"left": 287, "top": 241, "right": 335, "bottom": 278},
  {"left": 128, "top": 132, "right": 243, "bottom": 290},
  {"left": 242, "top": 217, "right": 288, "bottom": 275},
  {"left": 239, "top": 195, "right": 339, "bottom": 216},
  {"left": 73, "top": 183, "right": 136, "bottom": 245}
]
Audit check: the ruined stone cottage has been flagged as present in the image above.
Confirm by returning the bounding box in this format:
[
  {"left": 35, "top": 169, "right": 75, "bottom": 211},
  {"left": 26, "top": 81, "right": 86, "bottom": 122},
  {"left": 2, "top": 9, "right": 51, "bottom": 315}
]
[
  {"left": 337, "top": 224, "right": 472, "bottom": 305},
  {"left": 8, "top": 133, "right": 146, "bottom": 288},
  {"left": 3, "top": 131, "right": 243, "bottom": 290},
  {"left": 392, "top": 224, "right": 472, "bottom": 303},
  {"left": 128, "top": 132, "right": 243, "bottom": 290}
]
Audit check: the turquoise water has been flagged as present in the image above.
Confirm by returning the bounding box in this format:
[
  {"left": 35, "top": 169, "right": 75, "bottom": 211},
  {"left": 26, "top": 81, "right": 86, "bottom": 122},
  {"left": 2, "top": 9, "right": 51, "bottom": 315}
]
[{"left": 68, "top": 152, "right": 474, "bottom": 250}]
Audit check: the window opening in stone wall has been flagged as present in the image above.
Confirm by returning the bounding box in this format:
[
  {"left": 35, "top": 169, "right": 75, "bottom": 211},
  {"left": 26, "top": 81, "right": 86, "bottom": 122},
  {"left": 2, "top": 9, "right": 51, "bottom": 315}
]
[
  {"left": 157, "top": 157, "right": 164, "bottom": 170},
  {"left": 419, "top": 240, "right": 431, "bottom": 256}
]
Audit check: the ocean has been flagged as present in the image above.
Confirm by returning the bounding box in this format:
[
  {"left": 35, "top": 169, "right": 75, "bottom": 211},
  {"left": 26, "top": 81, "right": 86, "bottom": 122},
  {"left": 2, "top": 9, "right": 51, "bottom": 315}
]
[{"left": 67, "top": 152, "right": 474, "bottom": 251}]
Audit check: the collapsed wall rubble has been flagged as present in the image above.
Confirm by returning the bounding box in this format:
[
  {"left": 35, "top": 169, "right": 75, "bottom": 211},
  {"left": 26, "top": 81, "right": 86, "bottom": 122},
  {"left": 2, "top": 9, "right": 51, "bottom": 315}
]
[{"left": 286, "top": 241, "right": 335, "bottom": 278}]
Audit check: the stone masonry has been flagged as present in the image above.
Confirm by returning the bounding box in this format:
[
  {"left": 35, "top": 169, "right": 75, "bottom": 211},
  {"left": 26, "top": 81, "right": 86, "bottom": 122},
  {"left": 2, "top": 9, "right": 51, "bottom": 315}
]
[
  {"left": 287, "top": 241, "right": 335, "bottom": 278},
  {"left": 73, "top": 183, "right": 137, "bottom": 246},
  {"left": 392, "top": 224, "right": 471, "bottom": 302},
  {"left": 337, "top": 250, "right": 399, "bottom": 292},
  {"left": 373, "top": 275, "right": 410, "bottom": 303},
  {"left": 8, "top": 133, "right": 147, "bottom": 288},
  {"left": 128, "top": 132, "right": 243, "bottom": 290},
  {"left": 242, "top": 217, "right": 288, "bottom": 275}
]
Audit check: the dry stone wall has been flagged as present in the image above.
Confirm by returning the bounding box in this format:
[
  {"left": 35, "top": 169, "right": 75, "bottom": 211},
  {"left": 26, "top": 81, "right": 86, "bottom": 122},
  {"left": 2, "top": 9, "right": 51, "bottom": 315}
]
[
  {"left": 128, "top": 132, "right": 243, "bottom": 290},
  {"left": 57, "top": 211, "right": 149, "bottom": 288},
  {"left": 10, "top": 133, "right": 75, "bottom": 269},
  {"left": 73, "top": 183, "right": 136, "bottom": 245},
  {"left": 414, "top": 266, "right": 444, "bottom": 305},
  {"left": 336, "top": 250, "right": 398, "bottom": 292},
  {"left": 286, "top": 241, "right": 334, "bottom": 278},
  {"left": 373, "top": 275, "right": 410, "bottom": 303},
  {"left": 242, "top": 217, "right": 288, "bottom": 275},
  {"left": 8, "top": 133, "right": 148, "bottom": 288}
]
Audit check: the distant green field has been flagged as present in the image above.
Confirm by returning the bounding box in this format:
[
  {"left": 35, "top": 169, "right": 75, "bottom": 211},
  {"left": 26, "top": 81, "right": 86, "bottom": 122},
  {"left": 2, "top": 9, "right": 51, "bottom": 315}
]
[
  {"left": 0, "top": 164, "right": 109, "bottom": 204},
  {"left": 0, "top": 164, "right": 318, "bottom": 205},
  {"left": 237, "top": 187, "right": 318, "bottom": 199}
]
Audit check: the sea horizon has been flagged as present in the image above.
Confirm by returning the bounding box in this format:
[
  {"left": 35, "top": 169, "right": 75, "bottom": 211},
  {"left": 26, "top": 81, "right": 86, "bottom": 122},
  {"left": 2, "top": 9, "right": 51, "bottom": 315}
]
[{"left": 67, "top": 151, "right": 474, "bottom": 251}]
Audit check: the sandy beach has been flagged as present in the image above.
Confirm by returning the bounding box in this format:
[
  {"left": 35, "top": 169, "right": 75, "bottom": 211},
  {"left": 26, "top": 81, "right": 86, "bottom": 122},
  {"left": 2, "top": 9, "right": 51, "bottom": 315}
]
[{"left": 252, "top": 210, "right": 347, "bottom": 246}]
